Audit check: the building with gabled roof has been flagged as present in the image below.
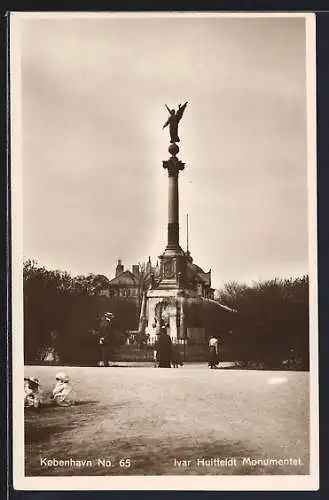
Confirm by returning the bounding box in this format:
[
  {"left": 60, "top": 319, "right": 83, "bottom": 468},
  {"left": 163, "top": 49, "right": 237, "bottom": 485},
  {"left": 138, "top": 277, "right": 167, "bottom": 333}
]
[{"left": 98, "top": 258, "right": 160, "bottom": 301}]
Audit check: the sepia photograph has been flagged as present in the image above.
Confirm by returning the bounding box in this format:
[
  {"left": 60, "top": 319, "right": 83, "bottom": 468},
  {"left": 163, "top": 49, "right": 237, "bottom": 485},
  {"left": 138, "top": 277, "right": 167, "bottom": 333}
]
[{"left": 10, "top": 11, "right": 318, "bottom": 490}]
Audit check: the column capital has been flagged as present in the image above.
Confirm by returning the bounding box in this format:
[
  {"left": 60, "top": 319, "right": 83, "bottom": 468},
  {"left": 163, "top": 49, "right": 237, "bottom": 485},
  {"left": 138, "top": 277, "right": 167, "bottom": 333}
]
[{"left": 163, "top": 156, "right": 185, "bottom": 176}]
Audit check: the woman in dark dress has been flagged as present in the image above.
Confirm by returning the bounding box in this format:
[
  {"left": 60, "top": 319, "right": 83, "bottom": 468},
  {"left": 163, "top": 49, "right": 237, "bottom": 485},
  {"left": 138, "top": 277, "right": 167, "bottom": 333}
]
[{"left": 157, "top": 326, "right": 172, "bottom": 368}]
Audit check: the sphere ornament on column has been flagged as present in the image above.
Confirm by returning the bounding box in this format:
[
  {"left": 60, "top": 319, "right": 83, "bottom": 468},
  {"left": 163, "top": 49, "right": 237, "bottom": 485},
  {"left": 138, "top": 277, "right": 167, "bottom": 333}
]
[{"left": 168, "top": 143, "right": 180, "bottom": 156}]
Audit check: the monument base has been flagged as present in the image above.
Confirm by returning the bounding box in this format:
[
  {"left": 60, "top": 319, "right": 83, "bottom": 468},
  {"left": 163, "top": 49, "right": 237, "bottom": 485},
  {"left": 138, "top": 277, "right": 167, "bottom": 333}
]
[{"left": 145, "top": 288, "right": 186, "bottom": 344}]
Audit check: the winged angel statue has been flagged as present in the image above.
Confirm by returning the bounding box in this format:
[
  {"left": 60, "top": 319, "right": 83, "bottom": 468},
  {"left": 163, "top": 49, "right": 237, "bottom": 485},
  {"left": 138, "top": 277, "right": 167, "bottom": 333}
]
[{"left": 162, "top": 102, "right": 188, "bottom": 143}]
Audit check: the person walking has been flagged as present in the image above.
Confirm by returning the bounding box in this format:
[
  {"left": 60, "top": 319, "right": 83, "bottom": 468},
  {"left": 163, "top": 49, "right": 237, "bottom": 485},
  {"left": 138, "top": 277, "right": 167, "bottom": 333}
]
[
  {"left": 98, "top": 335, "right": 108, "bottom": 366},
  {"left": 208, "top": 335, "right": 219, "bottom": 369},
  {"left": 171, "top": 343, "right": 183, "bottom": 368},
  {"left": 98, "top": 312, "right": 115, "bottom": 366},
  {"left": 157, "top": 325, "right": 172, "bottom": 368}
]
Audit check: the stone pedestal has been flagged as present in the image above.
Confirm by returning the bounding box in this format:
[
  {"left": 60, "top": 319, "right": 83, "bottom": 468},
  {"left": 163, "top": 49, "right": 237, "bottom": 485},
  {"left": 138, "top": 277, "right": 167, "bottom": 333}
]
[{"left": 145, "top": 288, "right": 186, "bottom": 344}]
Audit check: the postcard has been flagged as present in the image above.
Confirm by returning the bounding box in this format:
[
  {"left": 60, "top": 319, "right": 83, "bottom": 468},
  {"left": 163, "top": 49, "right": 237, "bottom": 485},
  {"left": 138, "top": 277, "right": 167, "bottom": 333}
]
[{"left": 10, "top": 11, "right": 318, "bottom": 490}]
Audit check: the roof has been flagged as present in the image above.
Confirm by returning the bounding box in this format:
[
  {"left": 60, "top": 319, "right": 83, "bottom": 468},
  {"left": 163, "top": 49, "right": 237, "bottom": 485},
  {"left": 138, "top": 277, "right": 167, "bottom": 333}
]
[
  {"left": 202, "top": 297, "right": 237, "bottom": 313},
  {"left": 186, "top": 261, "right": 211, "bottom": 286},
  {"left": 108, "top": 271, "right": 140, "bottom": 287}
]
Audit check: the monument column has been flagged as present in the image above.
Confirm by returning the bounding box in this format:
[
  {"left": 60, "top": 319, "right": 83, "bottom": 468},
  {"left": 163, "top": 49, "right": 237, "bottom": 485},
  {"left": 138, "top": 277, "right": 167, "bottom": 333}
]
[
  {"left": 167, "top": 168, "right": 179, "bottom": 248},
  {"left": 143, "top": 103, "right": 188, "bottom": 344},
  {"left": 163, "top": 143, "right": 185, "bottom": 251}
]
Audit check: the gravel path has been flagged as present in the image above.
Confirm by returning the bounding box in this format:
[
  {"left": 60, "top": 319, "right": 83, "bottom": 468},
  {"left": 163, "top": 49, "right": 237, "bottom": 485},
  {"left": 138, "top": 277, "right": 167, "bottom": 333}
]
[{"left": 24, "top": 365, "right": 309, "bottom": 476}]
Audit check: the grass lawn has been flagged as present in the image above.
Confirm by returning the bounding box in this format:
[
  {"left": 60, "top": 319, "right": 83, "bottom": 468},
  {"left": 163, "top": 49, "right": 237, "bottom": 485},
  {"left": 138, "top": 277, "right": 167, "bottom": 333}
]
[{"left": 24, "top": 364, "right": 309, "bottom": 476}]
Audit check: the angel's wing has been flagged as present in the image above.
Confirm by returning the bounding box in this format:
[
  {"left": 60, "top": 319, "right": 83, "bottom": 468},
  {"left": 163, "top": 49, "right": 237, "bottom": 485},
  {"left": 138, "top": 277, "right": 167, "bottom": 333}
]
[{"left": 176, "top": 101, "right": 188, "bottom": 122}]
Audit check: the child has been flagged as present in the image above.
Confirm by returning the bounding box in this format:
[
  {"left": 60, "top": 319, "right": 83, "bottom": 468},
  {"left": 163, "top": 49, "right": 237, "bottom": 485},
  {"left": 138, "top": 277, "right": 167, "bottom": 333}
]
[
  {"left": 51, "top": 372, "right": 73, "bottom": 407},
  {"left": 153, "top": 348, "right": 158, "bottom": 368},
  {"left": 24, "top": 376, "right": 42, "bottom": 408},
  {"left": 171, "top": 346, "right": 183, "bottom": 368}
]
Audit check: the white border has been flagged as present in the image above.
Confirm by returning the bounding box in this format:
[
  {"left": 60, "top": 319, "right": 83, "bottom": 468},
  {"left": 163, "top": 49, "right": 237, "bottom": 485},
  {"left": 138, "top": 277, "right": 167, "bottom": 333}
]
[
  {"left": 10, "top": 11, "right": 319, "bottom": 491},
  {"left": 11, "top": 11, "right": 313, "bottom": 19},
  {"left": 305, "top": 11, "right": 319, "bottom": 488}
]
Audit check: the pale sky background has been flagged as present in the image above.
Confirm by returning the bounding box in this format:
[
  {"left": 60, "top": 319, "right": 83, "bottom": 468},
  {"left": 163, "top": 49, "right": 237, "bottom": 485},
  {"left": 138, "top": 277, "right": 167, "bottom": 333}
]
[{"left": 17, "top": 14, "right": 311, "bottom": 289}]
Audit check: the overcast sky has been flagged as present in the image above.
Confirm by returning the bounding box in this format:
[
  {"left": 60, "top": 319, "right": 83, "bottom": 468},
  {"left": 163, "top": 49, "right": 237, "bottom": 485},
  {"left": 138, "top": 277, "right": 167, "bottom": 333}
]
[{"left": 16, "top": 14, "right": 312, "bottom": 288}]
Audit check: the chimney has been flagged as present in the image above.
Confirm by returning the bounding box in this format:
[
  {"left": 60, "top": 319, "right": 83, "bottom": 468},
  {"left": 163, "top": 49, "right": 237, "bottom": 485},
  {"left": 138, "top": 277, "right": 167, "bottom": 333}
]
[
  {"left": 132, "top": 265, "right": 140, "bottom": 277},
  {"left": 115, "top": 259, "right": 124, "bottom": 277}
]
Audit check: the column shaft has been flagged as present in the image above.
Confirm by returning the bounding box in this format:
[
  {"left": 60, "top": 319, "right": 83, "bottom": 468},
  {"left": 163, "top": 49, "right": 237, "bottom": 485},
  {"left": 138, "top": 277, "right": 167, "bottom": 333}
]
[{"left": 167, "top": 171, "right": 179, "bottom": 248}]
